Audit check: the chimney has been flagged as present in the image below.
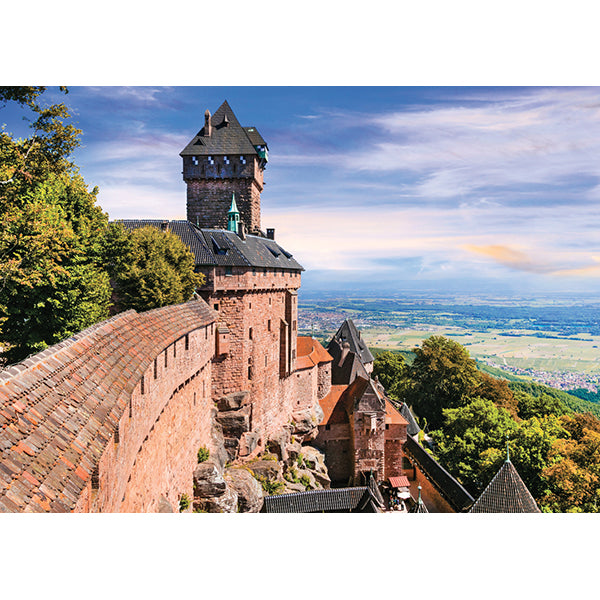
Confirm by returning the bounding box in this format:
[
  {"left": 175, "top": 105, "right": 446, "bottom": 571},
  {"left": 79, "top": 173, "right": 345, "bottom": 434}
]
[
  {"left": 160, "top": 220, "right": 169, "bottom": 232},
  {"left": 204, "top": 110, "right": 212, "bottom": 137},
  {"left": 238, "top": 221, "right": 246, "bottom": 240},
  {"left": 338, "top": 341, "right": 350, "bottom": 368},
  {"left": 266, "top": 228, "right": 275, "bottom": 240}
]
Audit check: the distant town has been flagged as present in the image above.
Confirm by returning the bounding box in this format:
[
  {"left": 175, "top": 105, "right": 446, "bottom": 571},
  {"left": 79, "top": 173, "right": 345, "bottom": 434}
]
[{"left": 298, "top": 295, "right": 600, "bottom": 395}]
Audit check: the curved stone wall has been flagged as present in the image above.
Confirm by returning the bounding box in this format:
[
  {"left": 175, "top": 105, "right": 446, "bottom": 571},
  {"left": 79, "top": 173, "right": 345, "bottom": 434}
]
[{"left": 0, "top": 301, "right": 216, "bottom": 512}]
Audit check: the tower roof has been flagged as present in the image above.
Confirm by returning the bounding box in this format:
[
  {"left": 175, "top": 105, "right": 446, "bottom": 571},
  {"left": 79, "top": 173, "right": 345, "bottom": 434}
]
[
  {"left": 328, "top": 319, "right": 374, "bottom": 367},
  {"left": 180, "top": 100, "right": 267, "bottom": 157},
  {"left": 469, "top": 460, "right": 541, "bottom": 513}
]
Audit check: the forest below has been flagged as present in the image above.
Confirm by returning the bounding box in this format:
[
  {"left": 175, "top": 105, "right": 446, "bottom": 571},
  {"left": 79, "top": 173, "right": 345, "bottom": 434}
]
[{"left": 373, "top": 338, "right": 600, "bottom": 512}]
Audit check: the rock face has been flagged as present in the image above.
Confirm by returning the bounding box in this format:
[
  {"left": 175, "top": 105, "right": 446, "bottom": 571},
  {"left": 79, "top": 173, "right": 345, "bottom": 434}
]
[
  {"left": 224, "top": 468, "right": 264, "bottom": 513},
  {"left": 193, "top": 461, "right": 227, "bottom": 497},
  {"left": 194, "top": 486, "right": 238, "bottom": 513}
]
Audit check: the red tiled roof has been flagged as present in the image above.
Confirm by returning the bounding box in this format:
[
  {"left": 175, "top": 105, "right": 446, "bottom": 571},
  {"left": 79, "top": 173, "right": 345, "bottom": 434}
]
[
  {"left": 0, "top": 300, "right": 216, "bottom": 513},
  {"left": 388, "top": 476, "right": 410, "bottom": 488},
  {"left": 296, "top": 336, "right": 332, "bottom": 371},
  {"left": 318, "top": 385, "right": 348, "bottom": 425},
  {"left": 385, "top": 399, "right": 409, "bottom": 426}
]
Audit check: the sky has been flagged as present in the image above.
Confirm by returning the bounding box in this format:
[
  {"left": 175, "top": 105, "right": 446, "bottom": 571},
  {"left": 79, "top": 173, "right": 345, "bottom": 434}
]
[{"left": 6, "top": 85, "right": 600, "bottom": 299}]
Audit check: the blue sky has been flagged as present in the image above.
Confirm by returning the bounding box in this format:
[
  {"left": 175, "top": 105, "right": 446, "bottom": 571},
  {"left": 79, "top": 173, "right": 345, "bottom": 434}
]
[{"left": 5, "top": 85, "right": 600, "bottom": 298}]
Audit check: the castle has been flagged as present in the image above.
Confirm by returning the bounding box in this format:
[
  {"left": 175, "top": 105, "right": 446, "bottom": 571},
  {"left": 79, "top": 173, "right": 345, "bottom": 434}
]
[{"left": 0, "top": 101, "right": 538, "bottom": 513}]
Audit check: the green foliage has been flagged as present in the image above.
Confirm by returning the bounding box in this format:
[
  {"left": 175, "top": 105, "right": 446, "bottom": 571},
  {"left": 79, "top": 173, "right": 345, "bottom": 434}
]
[
  {"left": 197, "top": 446, "right": 210, "bottom": 463},
  {"left": 256, "top": 476, "right": 285, "bottom": 495},
  {"left": 0, "top": 88, "right": 113, "bottom": 364},
  {"left": 372, "top": 350, "right": 407, "bottom": 401},
  {"left": 433, "top": 397, "right": 517, "bottom": 495},
  {"left": 0, "top": 173, "right": 112, "bottom": 363},
  {"left": 299, "top": 474, "right": 312, "bottom": 490},
  {"left": 296, "top": 453, "right": 305, "bottom": 468},
  {"left": 284, "top": 466, "right": 299, "bottom": 483},
  {"left": 405, "top": 336, "right": 481, "bottom": 430},
  {"left": 105, "top": 225, "right": 204, "bottom": 314},
  {"left": 179, "top": 493, "right": 191, "bottom": 512}
]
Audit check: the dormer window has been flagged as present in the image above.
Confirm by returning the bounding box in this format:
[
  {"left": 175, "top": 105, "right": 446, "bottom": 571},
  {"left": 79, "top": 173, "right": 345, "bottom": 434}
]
[
  {"left": 240, "top": 155, "right": 246, "bottom": 165},
  {"left": 192, "top": 156, "right": 199, "bottom": 166},
  {"left": 208, "top": 155, "right": 215, "bottom": 165}
]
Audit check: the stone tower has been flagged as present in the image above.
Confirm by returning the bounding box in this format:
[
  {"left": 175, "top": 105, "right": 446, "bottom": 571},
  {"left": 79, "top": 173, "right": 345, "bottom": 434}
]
[{"left": 180, "top": 100, "right": 269, "bottom": 234}]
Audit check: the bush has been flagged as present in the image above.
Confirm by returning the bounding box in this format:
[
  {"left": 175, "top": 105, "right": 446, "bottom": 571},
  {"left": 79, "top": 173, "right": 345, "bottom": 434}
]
[
  {"left": 179, "top": 493, "right": 191, "bottom": 512},
  {"left": 197, "top": 446, "right": 210, "bottom": 463}
]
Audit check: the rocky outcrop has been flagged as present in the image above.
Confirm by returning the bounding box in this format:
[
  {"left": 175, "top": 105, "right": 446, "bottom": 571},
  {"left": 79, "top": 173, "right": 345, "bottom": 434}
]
[
  {"left": 291, "top": 403, "right": 324, "bottom": 441},
  {"left": 224, "top": 468, "right": 264, "bottom": 513}
]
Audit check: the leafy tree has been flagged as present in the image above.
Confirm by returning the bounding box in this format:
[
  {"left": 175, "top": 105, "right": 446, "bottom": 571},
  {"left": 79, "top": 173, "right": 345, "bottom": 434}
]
[
  {"left": 0, "top": 87, "right": 114, "bottom": 364},
  {"left": 432, "top": 397, "right": 517, "bottom": 495},
  {"left": 405, "top": 336, "right": 480, "bottom": 430},
  {"left": 372, "top": 350, "right": 406, "bottom": 402},
  {"left": 542, "top": 413, "right": 600, "bottom": 512},
  {"left": 515, "top": 389, "right": 566, "bottom": 420},
  {"left": 0, "top": 173, "right": 112, "bottom": 363},
  {"left": 476, "top": 372, "right": 519, "bottom": 419},
  {"left": 106, "top": 225, "right": 204, "bottom": 313}
]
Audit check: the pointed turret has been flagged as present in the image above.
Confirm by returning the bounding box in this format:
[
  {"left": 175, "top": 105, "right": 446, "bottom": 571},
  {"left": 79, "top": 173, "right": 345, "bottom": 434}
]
[
  {"left": 227, "top": 193, "right": 240, "bottom": 233},
  {"left": 469, "top": 452, "right": 541, "bottom": 513},
  {"left": 409, "top": 485, "right": 429, "bottom": 513}
]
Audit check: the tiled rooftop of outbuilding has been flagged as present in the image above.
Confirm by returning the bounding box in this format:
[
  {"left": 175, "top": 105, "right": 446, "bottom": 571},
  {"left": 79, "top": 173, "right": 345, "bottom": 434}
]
[
  {"left": 296, "top": 336, "right": 333, "bottom": 371},
  {"left": 0, "top": 301, "right": 216, "bottom": 513}
]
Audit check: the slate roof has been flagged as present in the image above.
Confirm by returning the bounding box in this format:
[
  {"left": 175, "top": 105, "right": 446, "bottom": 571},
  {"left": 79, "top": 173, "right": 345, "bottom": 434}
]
[
  {"left": 0, "top": 301, "right": 216, "bottom": 513},
  {"left": 399, "top": 402, "right": 421, "bottom": 437},
  {"left": 119, "top": 220, "right": 304, "bottom": 271},
  {"left": 404, "top": 436, "right": 475, "bottom": 512},
  {"left": 329, "top": 319, "right": 374, "bottom": 366},
  {"left": 469, "top": 460, "right": 541, "bottom": 513},
  {"left": 180, "top": 101, "right": 267, "bottom": 157},
  {"left": 261, "top": 485, "right": 383, "bottom": 513}
]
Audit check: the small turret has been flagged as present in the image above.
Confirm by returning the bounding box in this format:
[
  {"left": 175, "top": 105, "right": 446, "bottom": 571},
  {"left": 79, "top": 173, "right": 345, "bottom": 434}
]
[{"left": 227, "top": 193, "right": 240, "bottom": 233}]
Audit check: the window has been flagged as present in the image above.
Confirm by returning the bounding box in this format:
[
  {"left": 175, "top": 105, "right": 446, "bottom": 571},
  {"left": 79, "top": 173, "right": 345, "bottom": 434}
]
[
  {"left": 325, "top": 424, "right": 331, "bottom": 431},
  {"left": 185, "top": 334, "right": 189, "bottom": 350},
  {"left": 173, "top": 342, "right": 177, "bottom": 358},
  {"left": 267, "top": 319, "right": 271, "bottom": 332},
  {"left": 249, "top": 327, "right": 253, "bottom": 340},
  {"left": 214, "top": 304, "right": 219, "bottom": 311},
  {"left": 249, "top": 302, "right": 252, "bottom": 310},
  {"left": 164, "top": 351, "right": 168, "bottom": 368},
  {"left": 225, "top": 266, "right": 232, "bottom": 276},
  {"left": 153, "top": 358, "right": 157, "bottom": 379},
  {"left": 140, "top": 375, "right": 145, "bottom": 395}
]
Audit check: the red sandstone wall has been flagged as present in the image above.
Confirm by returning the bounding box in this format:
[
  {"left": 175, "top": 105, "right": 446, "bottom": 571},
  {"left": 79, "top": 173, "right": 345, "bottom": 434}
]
[
  {"left": 208, "top": 270, "right": 302, "bottom": 447},
  {"left": 82, "top": 325, "right": 215, "bottom": 512},
  {"left": 314, "top": 424, "right": 352, "bottom": 484},
  {"left": 384, "top": 423, "right": 407, "bottom": 479},
  {"left": 409, "top": 467, "right": 455, "bottom": 513}
]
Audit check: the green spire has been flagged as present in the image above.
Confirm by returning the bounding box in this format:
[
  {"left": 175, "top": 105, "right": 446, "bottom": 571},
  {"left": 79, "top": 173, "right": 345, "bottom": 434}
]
[
  {"left": 506, "top": 433, "right": 510, "bottom": 463},
  {"left": 227, "top": 193, "right": 240, "bottom": 233}
]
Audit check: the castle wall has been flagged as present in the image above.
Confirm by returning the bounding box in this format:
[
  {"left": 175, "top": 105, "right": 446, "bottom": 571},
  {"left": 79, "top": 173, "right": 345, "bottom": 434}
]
[
  {"left": 77, "top": 326, "right": 215, "bottom": 512},
  {"left": 314, "top": 424, "right": 353, "bottom": 484},
  {"left": 384, "top": 423, "right": 407, "bottom": 479},
  {"left": 208, "top": 269, "right": 301, "bottom": 448}
]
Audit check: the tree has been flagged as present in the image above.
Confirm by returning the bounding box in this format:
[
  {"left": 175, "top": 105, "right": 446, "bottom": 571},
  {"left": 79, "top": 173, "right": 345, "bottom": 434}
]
[
  {"left": 106, "top": 225, "right": 204, "bottom": 313},
  {"left": 0, "top": 173, "right": 112, "bottom": 363},
  {"left": 372, "top": 350, "right": 406, "bottom": 402},
  {"left": 1, "top": 87, "right": 113, "bottom": 364},
  {"left": 476, "top": 372, "right": 519, "bottom": 419},
  {"left": 404, "top": 336, "right": 480, "bottom": 430},
  {"left": 432, "top": 397, "right": 517, "bottom": 495}
]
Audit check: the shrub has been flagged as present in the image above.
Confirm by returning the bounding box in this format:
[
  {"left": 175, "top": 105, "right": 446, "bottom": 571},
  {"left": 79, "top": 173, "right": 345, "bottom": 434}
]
[
  {"left": 197, "top": 446, "right": 210, "bottom": 463},
  {"left": 179, "top": 493, "right": 191, "bottom": 512},
  {"left": 299, "top": 474, "right": 312, "bottom": 490}
]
